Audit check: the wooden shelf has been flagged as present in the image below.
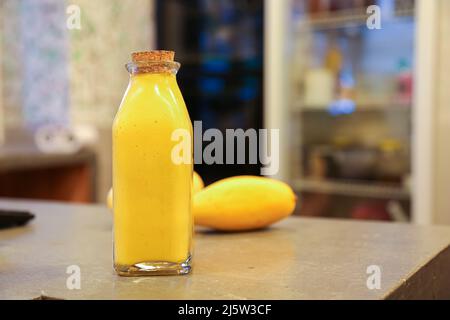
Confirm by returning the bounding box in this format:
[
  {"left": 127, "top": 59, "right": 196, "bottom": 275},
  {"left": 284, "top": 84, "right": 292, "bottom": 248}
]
[{"left": 293, "top": 178, "right": 410, "bottom": 200}]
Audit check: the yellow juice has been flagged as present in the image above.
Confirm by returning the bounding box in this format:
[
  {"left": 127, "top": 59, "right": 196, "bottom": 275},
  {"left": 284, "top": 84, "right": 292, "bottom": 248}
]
[{"left": 112, "top": 51, "right": 192, "bottom": 276}]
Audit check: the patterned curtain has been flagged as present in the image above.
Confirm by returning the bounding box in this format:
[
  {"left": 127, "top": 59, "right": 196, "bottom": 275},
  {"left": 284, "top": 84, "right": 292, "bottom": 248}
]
[
  {"left": 68, "top": 0, "right": 154, "bottom": 127},
  {"left": 0, "top": 0, "right": 154, "bottom": 130},
  {"left": 21, "top": 0, "right": 70, "bottom": 128}
]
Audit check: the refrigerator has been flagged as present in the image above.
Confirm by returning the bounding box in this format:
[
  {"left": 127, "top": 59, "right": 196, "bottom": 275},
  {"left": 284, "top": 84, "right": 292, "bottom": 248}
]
[
  {"left": 156, "top": 0, "right": 264, "bottom": 184},
  {"left": 265, "top": 0, "right": 450, "bottom": 224}
]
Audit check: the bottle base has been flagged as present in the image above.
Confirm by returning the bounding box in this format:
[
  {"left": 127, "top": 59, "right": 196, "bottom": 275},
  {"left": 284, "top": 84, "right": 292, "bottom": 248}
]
[{"left": 114, "top": 255, "right": 191, "bottom": 276}]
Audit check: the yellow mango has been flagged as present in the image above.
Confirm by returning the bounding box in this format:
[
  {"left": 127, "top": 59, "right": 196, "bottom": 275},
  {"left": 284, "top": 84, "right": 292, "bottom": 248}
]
[
  {"left": 193, "top": 176, "right": 297, "bottom": 231},
  {"left": 107, "top": 188, "right": 113, "bottom": 209},
  {"left": 193, "top": 171, "right": 205, "bottom": 194}
]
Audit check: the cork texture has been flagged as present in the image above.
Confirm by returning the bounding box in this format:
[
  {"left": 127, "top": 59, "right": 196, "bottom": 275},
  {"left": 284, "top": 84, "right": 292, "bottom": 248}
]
[
  {"left": 131, "top": 50, "right": 175, "bottom": 63},
  {"left": 127, "top": 50, "right": 178, "bottom": 74}
]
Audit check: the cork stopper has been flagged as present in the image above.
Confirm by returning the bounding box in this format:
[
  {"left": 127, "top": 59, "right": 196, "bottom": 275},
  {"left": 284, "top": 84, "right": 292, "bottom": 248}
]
[
  {"left": 127, "top": 50, "right": 179, "bottom": 74},
  {"left": 131, "top": 50, "right": 175, "bottom": 63}
]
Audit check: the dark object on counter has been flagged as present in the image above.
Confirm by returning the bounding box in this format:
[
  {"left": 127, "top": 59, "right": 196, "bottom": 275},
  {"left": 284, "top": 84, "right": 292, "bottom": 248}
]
[
  {"left": 0, "top": 209, "right": 35, "bottom": 229},
  {"left": 32, "top": 294, "right": 63, "bottom": 300}
]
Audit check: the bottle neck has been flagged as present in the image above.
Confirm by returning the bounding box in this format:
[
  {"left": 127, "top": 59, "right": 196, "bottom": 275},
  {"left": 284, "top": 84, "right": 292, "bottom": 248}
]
[
  {"left": 129, "top": 72, "right": 178, "bottom": 90},
  {"left": 126, "top": 61, "right": 180, "bottom": 75}
]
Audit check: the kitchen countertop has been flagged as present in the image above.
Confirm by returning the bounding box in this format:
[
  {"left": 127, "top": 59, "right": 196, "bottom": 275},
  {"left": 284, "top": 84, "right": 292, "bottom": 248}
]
[{"left": 1, "top": 199, "right": 450, "bottom": 300}]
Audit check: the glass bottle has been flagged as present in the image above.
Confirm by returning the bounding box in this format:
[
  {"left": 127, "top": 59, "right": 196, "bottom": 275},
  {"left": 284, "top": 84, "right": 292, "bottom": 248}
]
[{"left": 113, "top": 51, "right": 193, "bottom": 276}]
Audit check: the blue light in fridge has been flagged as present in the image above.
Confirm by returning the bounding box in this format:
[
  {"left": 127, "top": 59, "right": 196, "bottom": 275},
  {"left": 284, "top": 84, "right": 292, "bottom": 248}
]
[
  {"left": 340, "top": 70, "right": 355, "bottom": 87},
  {"left": 328, "top": 99, "right": 356, "bottom": 116},
  {"left": 201, "top": 59, "right": 230, "bottom": 73},
  {"left": 238, "top": 86, "right": 257, "bottom": 101},
  {"left": 198, "top": 77, "right": 224, "bottom": 95},
  {"left": 238, "top": 77, "right": 258, "bottom": 101}
]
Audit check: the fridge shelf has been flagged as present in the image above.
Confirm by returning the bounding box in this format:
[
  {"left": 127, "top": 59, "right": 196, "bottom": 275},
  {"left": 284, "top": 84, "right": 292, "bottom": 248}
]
[
  {"left": 291, "top": 102, "right": 411, "bottom": 113},
  {"left": 295, "top": 7, "right": 414, "bottom": 32},
  {"left": 293, "top": 178, "right": 410, "bottom": 200}
]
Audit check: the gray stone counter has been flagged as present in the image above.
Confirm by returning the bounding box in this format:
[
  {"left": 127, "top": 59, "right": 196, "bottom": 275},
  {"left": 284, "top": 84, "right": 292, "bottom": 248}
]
[{"left": 1, "top": 199, "right": 450, "bottom": 299}]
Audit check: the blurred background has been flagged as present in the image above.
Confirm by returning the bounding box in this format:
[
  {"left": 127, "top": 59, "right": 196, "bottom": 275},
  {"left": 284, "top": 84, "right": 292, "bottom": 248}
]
[{"left": 0, "top": 0, "right": 449, "bottom": 224}]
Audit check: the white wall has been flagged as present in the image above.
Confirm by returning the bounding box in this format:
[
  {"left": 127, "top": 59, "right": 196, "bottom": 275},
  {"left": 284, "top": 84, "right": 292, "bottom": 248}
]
[
  {"left": 0, "top": 4, "right": 3, "bottom": 145},
  {"left": 414, "top": 0, "right": 450, "bottom": 224},
  {"left": 434, "top": 0, "right": 450, "bottom": 224},
  {"left": 264, "top": 0, "right": 290, "bottom": 182}
]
